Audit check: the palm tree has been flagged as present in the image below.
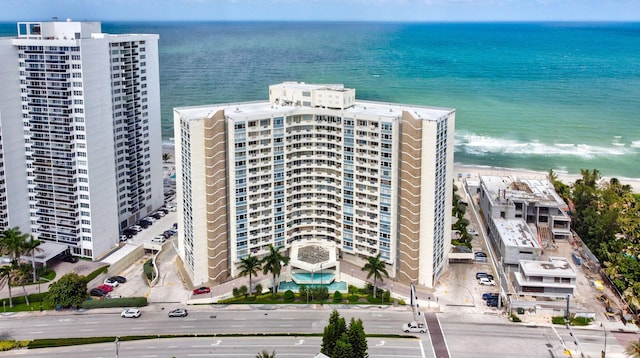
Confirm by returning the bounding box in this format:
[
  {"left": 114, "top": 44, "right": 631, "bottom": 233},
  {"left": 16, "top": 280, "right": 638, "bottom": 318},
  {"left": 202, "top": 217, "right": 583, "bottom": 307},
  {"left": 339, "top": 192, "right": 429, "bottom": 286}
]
[
  {"left": 255, "top": 350, "right": 276, "bottom": 358},
  {"left": 238, "top": 254, "right": 261, "bottom": 295},
  {"left": 13, "top": 263, "right": 32, "bottom": 306},
  {"left": 626, "top": 339, "right": 640, "bottom": 358},
  {"left": 0, "top": 265, "right": 14, "bottom": 307},
  {"left": 0, "top": 227, "right": 30, "bottom": 265},
  {"left": 362, "top": 253, "right": 389, "bottom": 299},
  {"left": 261, "top": 244, "right": 290, "bottom": 294},
  {"left": 23, "top": 236, "right": 42, "bottom": 283}
]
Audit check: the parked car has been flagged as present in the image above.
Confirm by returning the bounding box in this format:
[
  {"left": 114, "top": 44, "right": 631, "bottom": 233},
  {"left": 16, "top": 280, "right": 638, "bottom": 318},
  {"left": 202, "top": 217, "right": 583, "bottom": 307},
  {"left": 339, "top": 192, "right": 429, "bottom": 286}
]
[
  {"left": 159, "top": 208, "right": 169, "bottom": 214},
  {"left": 486, "top": 297, "right": 500, "bottom": 307},
  {"left": 104, "top": 278, "right": 120, "bottom": 287},
  {"left": 193, "top": 286, "right": 210, "bottom": 295},
  {"left": 130, "top": 225, "right": 142, "bottom": 232},
  {"left": 61, "top": 255, "right": 79, "bottom": 263},
  {"left": 151, "top": 236, "right": 166, "bottom": 244},
  {"left": 167, "top": 205, "right": 177, "bottom": 212},
  {"left": 121, "top": 308, "right": 141, "bottom": 318},
  {"left": 482, "top": 292, "right": 499, "bottom": 300},
  {"left": 151, "top": 213, "right": 163, "bottom": 220},
  {"left": 168, "top": 308, "right": 188, "bottom": 318},
  {"left": 163, "top": 230, "right": 176, "bottom": 238},
  {"left": 172, "top": 222, "right": 178, "bottom": 230},
  {"left": 467, "top": 228, "right": 479, "bottom": 236},
  {"left": 97, "top": 284, "right": 114, "bottom": 293},
  {"left": 476, "top": 273, "right": 494, "bottom": 280},
  {"left": 90, "top": 288, "right": 108, "bottom": 297},
  {"left": 110, "top": 276, "right": 127, "bottom": 284},
  {"left": 598, "top": 294, "right": 610, "bottom": 304},
  {"left": 479, "top": 277, "right": 496, "bottom": 286},
  {"left": 474, "top": 251, "right": 487, "bottom": 258},
  {"left": 123, "top": 228, "right": 138, "bottom": 236},
  {"left": 138, "top": 221, "right": 151, "bottom": 229}
]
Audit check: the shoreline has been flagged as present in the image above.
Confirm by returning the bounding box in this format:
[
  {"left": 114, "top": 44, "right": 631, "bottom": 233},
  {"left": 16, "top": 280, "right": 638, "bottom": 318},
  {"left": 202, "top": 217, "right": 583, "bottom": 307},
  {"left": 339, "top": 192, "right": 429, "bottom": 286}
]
[
  {"left": 161, "top": 143, "right": 640, "bottom": 193},
  {"left": 454, "top": 163, "right": 640, "bottom": 194}
]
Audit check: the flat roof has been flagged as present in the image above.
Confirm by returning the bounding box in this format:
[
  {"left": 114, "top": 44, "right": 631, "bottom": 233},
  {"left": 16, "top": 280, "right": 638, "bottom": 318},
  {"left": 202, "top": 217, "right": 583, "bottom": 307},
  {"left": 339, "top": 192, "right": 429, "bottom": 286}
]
[
  {"left": 175, "top": 96, "right": 453, "bottom": 124},
  {"left": 519, "top": 257, "right": 577, "bottom": 278},
  {"left": 493, "top": 217, "right": 540, "bottom": 249},
  {"left": 19, "top": 241, "right": 69, "bottom": 264},
  {"left": 481, "top": 175, "right": 566, "bottom": 208}
]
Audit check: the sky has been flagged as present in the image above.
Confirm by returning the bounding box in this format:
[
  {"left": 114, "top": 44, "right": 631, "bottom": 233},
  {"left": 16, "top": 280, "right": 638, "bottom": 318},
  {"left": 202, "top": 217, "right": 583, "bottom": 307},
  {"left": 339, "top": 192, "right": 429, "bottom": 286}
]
[{"left": 0, "top": 0, "right": 638, "bottom": 22}]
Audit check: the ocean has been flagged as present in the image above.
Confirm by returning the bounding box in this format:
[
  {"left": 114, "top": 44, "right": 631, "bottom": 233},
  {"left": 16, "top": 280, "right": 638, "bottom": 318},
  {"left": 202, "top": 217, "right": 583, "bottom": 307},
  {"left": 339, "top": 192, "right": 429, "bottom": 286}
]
[{"left": 2, "top": 21, "right": 639, "bottom": 179}]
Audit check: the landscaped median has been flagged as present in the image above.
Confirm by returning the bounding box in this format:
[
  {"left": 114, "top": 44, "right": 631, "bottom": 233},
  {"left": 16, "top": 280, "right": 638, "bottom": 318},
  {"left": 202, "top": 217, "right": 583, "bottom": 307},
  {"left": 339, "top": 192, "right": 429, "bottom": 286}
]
[{"left": 24, "top": 333, "right": 414, "bottom": 350}]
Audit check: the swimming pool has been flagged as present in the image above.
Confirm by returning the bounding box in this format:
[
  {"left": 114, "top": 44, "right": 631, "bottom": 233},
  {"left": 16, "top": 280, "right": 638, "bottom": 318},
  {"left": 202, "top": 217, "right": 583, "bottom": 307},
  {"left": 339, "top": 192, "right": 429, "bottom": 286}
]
[
  {"left": 291, "top": 272, "right": 335, "bottom": 284},
  {"left": 279, "top": 280, "right": 347, "bottom": 292}
]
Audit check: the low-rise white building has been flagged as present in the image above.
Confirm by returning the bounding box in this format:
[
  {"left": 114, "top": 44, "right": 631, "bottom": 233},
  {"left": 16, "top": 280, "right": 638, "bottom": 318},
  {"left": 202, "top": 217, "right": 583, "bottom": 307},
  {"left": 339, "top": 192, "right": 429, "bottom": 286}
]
[{"left": 513, "top": 257, "right": 577, "bottom": 298}]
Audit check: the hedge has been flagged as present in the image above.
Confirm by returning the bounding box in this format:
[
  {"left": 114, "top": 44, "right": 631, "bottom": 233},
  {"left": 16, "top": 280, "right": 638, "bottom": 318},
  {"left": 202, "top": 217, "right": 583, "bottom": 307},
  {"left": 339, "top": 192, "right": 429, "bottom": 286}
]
[
  {"left": 85, "top": 266, "right": 110, "bottom": 282},
  {"left": 81, "top": 297, "right": 147, "bottom": 309}
]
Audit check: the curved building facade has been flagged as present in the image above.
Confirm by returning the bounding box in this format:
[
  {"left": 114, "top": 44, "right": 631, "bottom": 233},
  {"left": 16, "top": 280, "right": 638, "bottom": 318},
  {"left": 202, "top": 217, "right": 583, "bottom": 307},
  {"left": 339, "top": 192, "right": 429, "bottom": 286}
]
[{"left": 174, "top": 82, "right": 455, "bottom": 288}]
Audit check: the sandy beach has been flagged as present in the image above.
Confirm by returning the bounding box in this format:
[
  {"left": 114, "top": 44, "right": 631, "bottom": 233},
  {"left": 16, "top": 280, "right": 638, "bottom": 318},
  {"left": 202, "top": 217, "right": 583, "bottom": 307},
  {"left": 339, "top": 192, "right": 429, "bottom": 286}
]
[
  {"left": 162, "top": 143, "right": 639, "bottom": 193},
  {"left": 454, "top": 163, "right": 640, "bottom": 194}
]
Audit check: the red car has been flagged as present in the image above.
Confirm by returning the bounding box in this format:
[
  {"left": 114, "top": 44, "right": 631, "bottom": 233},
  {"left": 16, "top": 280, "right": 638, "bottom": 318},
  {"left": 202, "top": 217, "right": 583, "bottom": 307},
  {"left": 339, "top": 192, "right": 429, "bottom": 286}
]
[
  {"left": 97, "top": 284, "right": 113, "bottom": 292},
  {"left": 193, "top": 286, "right": 210, "bottom": 295}
]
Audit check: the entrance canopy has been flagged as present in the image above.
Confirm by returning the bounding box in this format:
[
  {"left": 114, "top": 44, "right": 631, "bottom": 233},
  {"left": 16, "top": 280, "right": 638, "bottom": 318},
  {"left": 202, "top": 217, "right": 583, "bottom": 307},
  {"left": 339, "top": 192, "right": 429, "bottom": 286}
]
[{"left": 20, "top": 241, "right": 69, "bottom": 265}]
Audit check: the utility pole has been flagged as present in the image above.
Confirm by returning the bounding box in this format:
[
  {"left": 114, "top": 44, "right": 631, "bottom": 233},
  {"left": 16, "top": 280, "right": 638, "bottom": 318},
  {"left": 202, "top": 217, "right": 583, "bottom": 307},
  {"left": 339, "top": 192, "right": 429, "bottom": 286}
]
[{"left": 115, "top": 336, "right": 119, "bottom": 358}]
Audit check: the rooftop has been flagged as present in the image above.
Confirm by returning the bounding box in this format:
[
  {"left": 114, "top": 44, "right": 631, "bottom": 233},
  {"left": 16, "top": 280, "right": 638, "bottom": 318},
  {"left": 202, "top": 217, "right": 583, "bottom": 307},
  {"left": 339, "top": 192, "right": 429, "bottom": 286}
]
[
  {"left": 174, "top": 83, "right": 454, "bottom": 123},
  {"left": 493, "top": 217, "right": 540, "bottom": 249},
  {"left": 481, "top": 175, "right": 567, "bottom": 208}
]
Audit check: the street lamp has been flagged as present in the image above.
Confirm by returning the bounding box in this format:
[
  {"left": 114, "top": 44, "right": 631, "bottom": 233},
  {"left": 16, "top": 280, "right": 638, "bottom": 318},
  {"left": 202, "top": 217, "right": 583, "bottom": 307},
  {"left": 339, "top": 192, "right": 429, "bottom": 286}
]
[
  {"left": 115, "top": 336, "right": 119, "bottom": 358},
  {"left": 601, "top": 323, "right": 607, "bottom": 358},
  {"left": 320, "top": 263, "right": 323, "bottom": 305}
]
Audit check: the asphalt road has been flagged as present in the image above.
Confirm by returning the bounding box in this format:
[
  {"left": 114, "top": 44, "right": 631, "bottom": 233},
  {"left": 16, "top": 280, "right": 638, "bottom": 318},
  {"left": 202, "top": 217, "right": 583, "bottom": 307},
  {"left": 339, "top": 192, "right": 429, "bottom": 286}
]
[
  {"left": 3, "top": 336, "right": 425, "bottom": 358},
  {"left": 0, "top": 308, "right": 629, "bottom": 357}
]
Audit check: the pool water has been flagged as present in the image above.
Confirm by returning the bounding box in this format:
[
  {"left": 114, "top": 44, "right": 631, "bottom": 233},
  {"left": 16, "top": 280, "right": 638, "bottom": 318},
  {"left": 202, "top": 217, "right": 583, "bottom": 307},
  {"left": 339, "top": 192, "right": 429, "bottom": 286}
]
[{"left": 279, "top": 280, "right": 347, "bottom": 292}]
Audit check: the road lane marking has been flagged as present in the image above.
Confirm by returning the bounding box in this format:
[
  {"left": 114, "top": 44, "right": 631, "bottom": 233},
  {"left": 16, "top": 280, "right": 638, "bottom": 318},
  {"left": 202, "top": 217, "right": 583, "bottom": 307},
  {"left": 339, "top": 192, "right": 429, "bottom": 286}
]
[
  {"left": 35, "top": 324, "right": 49, "bottom": 327},
  {"left": 181, "top": 325, "right": 194, "bottom": 328},
  {"left": 279, "top": 324, "right": 293, "bottom": 327},
  {"left": 29, "top": 331, "right": 44, "bottom": 334}
]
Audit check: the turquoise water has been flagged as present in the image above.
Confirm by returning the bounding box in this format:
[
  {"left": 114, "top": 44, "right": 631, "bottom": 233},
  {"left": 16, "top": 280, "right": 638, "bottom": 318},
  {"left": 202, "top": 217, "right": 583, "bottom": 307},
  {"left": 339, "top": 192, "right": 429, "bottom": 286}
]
[
  {"left": 2, "top": 22, "right": 638, "bottom": 178},
  {"left": 291, "top": 272, "right": 335, "bottom": 284},
  {"left": 279, "top": 280, "right": 347, "bottom": 292}
]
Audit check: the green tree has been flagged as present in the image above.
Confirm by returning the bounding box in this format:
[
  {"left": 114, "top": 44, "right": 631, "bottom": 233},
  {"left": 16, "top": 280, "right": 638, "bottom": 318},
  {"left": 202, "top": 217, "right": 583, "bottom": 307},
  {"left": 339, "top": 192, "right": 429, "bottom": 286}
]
[
  {"left": 321, "top": 309, "right": 347, "bottom": 357},
  {"left": 23, "top": 236, "right": 42, "bottom": 284},
  {"left": 345, "top": 317, "right": 368, "bottom": 358},
  {"left": 255, "top": 350, "right": 276, "bottom": 358},
  {"left": 0, "top": 265, "right": 15, "bottom": 307},
  {"left": 13, "top": 263, "right": 34, "bottom": 306},
  {"left": 626, "top": 338, "right": 640, "bottom": 358},
  {"left": 238, "top": 254, "right": 261, "bottom": 295},
  {"left": 332, "top": 336, "right": 353, "bottom": 358},
  {"left": 47, "top": 272, "right": 88, "bottom": 308},
  {"left": 361, "top": 253, "right": 389, "bottom": 299},
  {"left": 0, "top": 227, "right": 30, "bottom": 265},
  {"left": 162, "top": 152, "right": 172, "bottom": 163},
  {"left": 261, "top": 244, "right": 289, "bottom": 294}
]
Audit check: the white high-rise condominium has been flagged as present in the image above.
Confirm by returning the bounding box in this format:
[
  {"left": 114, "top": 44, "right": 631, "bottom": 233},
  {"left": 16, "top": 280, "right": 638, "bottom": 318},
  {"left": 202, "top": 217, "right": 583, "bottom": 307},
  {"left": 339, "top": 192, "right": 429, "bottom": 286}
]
[
  {"left": 174, "top": 82, "right": 455, "bottom": 288},
  {"left": 0, "top": 21, "right": 163, "bottom": 259}
]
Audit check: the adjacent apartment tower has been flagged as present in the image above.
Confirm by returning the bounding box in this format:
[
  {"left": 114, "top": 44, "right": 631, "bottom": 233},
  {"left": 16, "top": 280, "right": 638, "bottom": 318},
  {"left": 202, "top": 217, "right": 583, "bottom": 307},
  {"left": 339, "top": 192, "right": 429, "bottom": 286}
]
[
  {"left": 174, "top": 82, "right": 455, "bottom": 288},
  {"left": 0, "top": 21, "right": 163, "bottom": 259}
]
